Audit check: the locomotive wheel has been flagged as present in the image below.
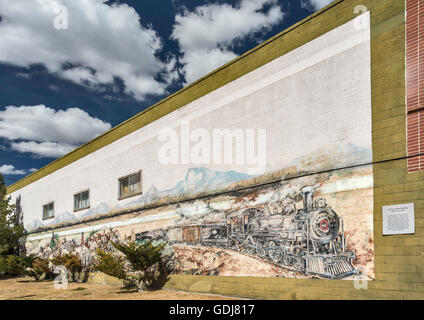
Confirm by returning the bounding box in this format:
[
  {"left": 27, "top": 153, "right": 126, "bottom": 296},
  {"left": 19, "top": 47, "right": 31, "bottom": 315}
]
[
  {"left": 244, "top": 237, "right": 256, "bottom": 255},
  {"left": 268, "top": 241, "right": 282, "bottom": 263},
  {"left": 292, "top": 256, "right": 304, "bottom": 270},
  {"left": 256, "top": 239, "right": 267, "bottom": 259},
  {"left": 228, "top": 239, "right": 236, "bottom": 248},
  {"left": 282, "top": 254, "right": 292, "bottom": 266}
]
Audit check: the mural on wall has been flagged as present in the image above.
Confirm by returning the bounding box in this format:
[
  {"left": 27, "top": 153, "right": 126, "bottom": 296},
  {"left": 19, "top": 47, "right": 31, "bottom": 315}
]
[
  {"left": 21, "top": 13, "right": 374, "bottom": 281},
  {"left": 26, "top": 164, "right": 374, "bottom": 280}
]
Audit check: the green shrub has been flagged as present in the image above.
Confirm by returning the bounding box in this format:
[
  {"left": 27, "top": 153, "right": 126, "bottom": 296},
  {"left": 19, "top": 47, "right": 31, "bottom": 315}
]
[
  {"left": 93, "top": 249, "right": 127, "bottom": 280},
  {"left": 149, "top": 260, "right": 171, "bottom": 290},
  {"left": 51, "top": 253, "right": 83, "bottom": 282},
  {"left": 92, "top": 240, "right": 173, "bottom": 291},
  {"left": 111, "top": 240, "right": 168, "bottom": 291},
  {"left": 0, "top": 255, "right": 26, "bottom": 279},
  {"left": 24, "top": 255, "right": 54, "bottom": 281}
]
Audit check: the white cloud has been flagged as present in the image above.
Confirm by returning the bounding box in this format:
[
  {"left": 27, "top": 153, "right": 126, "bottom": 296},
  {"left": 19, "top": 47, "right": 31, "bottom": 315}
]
[
  {"left": 0, "top": 105, "right": 111, "bottom": 158},
  {"left": 16, "top": 72, "right": 31, "bottom": 79},
  {"left": 0, "top": 164, "right": 26, "bottom": 175},
  {"left": 103, "top": 95, "right": 122, "bottom": 102},
  {"left": 171, "top": 0, "right": 284, "bottom": 84},
  {"left": 10, "top": 141, "right": 77, "bottom": 158},
  {"left": 48, "top": 85, "right": 59, "bottom": 92},
  {"left": 29, "top": 168, "right": 38, "bottom": 173},
  {"left": 301, "top": 0, "right": 334, "bottom": 10},
  {"left": 0, "top": 0, "right": 178, "bottom": 101}
]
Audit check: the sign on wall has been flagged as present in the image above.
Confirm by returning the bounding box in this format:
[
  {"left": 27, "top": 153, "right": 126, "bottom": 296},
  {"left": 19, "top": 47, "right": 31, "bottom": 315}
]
[{"left": 383, "top": 203, "right": 415, "bottom": 235}]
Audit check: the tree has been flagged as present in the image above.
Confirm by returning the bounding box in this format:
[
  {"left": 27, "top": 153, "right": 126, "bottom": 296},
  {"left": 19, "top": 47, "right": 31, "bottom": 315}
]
[
  {"left": 0, "top": 173, "right": 26, "bottom": 256},
  {"left": 0, "top": 173, "right": 27, "bottom": 278}
]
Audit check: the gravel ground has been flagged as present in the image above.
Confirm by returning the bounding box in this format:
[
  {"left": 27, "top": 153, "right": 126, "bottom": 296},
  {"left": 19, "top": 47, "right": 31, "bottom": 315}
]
[{"left": 0, "top": 278, "right": 238, "bottom": 300}]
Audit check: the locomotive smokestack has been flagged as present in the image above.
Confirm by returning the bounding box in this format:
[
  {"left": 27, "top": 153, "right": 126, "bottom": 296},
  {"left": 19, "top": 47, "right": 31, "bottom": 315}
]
[{"left": 301, "top": 186, "right": 314, "bottom": 212}]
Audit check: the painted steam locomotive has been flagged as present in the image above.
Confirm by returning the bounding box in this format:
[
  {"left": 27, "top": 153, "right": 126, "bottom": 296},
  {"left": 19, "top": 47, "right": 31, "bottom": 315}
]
[{"left": 137, "top": 187, "right": 359, "bottom": 279}]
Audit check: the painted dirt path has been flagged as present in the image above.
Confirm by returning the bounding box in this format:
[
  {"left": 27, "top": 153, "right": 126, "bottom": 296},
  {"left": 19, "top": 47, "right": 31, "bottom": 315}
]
[{"left": 172, "top": 244, "right": 314, "bottom": 278}]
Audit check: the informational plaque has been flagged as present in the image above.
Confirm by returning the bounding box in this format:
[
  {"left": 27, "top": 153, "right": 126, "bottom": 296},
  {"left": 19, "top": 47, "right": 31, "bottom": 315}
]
[{"left": 382, "top": 203, "right": 415, "bottom": 235}]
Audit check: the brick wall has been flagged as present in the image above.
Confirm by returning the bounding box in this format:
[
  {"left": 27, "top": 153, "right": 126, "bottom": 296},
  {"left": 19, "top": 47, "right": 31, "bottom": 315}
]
[{"left": 407, "top": 0, "right": 424, "bottom": 172}]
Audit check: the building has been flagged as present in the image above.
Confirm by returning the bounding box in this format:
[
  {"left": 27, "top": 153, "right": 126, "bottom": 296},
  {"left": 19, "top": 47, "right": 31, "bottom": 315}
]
[{"left": 6, "top": 0, "right": 424, "bottom": 299}]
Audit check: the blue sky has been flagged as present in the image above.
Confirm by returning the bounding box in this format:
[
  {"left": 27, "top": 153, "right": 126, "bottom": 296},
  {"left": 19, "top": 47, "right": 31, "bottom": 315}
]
[{"left": 0, "top": 0, "right": 332, "bottom": 185}]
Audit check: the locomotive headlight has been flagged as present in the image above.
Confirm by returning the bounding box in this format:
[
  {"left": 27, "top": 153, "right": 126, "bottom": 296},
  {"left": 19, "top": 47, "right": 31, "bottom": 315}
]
[
  {"left": 314, "top": 216, "right": 332, "bottom": 236},
  {"left": 309, "top": 209, "right": 340, "bottom": 244},
  {"left": 319, "top": 219, "right": 329, "bottom": 232}
]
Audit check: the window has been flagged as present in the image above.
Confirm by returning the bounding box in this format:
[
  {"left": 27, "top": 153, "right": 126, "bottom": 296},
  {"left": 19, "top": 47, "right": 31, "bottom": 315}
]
[
  {"left": 42, "top": 202, "right": 54, "bottom": 220},
  {"left": 119, "top": 171, "right": 142, "bottom": 199},
  {"left": 74, "top": 190, "right": 90, "bottom": 211}
]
